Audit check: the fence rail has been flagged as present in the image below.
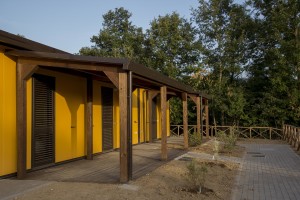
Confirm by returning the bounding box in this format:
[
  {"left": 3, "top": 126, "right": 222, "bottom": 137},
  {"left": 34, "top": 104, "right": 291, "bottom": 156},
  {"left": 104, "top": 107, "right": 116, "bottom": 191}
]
[
  {"left": 283, "top": 124, "right": 300, "bottom": 151},
  {"left": 170, "top": 125, "right": 283, "bottom": 140}
]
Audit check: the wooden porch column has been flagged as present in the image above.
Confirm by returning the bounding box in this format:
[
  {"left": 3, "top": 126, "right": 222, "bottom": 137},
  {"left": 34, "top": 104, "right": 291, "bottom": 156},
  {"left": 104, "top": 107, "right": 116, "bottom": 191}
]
[
  {"left": 16, "top": 62, "right": 38, "bottom": 179},
  {"left": 196, "top": 96, "right": 201, "bottom": 138},
  {"left": 16, "top": 63, "right": 27, "bottom": 179},
  {"left": 119, "top": 72, "right": 129, "bottom": 183},
  {"left": 161, "top": 86, "right": 167, "bottom": 161},
  {"left": 205, "top": 99, "right": 209, "bottom": 138},
  {"left": 182, "top": 93, "right": 188, "bottom": 149},
  {"left": 86, "top": 78, "right": 93, "bottom": 160}
]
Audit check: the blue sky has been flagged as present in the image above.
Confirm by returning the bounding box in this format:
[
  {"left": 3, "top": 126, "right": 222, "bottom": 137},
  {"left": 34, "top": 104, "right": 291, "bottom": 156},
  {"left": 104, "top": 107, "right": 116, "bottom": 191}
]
[{"left": 0, "top": 0, "right": 242, "bottom": 54}]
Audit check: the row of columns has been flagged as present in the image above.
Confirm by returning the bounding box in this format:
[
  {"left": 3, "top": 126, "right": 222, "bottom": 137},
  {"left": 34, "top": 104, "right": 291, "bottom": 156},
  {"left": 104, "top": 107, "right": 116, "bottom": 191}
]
[{"left": 16, "top": 64, "right": 209, "bottom": 183}]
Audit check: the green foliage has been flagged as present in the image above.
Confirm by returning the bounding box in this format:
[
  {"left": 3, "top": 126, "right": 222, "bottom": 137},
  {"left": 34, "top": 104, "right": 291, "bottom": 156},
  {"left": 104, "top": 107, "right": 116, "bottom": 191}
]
[
  {"left": 186, "top": 159, "right": 208, "bottom": 193},
  {"left": 191, "top": 0, "right": 249, "bottom": 126},
  {"left": 169, "top": 98, "right": 182, "bottom": 125},
  {"left": 242, "top": 0, "right": 300, "bottom": 127},
  {"left": 144, "top": 12, "right": 200, "bottom": 79},
  {"left": 216, "top": 130, "right": 238, "bottom": 152},
  {"left": 213, "top": 138, "right": 220, "bottom": 155},
  {"left": 79, "top": 7, "right": 144, "bottom": 62},
  {"left": 80, "top": 1, "right": 300, "bottom": 127},
  {"left": 188, "top": 133, "right": 202, "bottom": 147}
]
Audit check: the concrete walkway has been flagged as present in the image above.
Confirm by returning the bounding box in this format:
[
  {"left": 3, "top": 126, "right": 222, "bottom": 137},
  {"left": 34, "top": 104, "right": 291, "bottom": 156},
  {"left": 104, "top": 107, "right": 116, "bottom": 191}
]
[
  {"left": 232, "top": 143, "right": 300, "bottom": 200},
  {"left": 0, "top": 179, "right": 52, "bottom": 200}
]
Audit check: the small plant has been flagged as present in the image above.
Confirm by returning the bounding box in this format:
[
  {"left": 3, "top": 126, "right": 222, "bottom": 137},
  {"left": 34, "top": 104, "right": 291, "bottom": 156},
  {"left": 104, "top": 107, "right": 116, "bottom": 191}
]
[
  {"left": 188, "top": 133, "right": 202, "bottom": 147},
  {"left": 212, "top": 138, "right": 220, "bottom": 159},
  {"left": 216, "top": 129, "right": 238, "bottom": 153},
  {"left": 224, "top": 133, "right": 238, "bottom": 152},
  {"left": 216, "top": 131, "right": 227, "bottom": 142},
  {"left": 185, "top": 159, "right": 208, "bottom": 193}
]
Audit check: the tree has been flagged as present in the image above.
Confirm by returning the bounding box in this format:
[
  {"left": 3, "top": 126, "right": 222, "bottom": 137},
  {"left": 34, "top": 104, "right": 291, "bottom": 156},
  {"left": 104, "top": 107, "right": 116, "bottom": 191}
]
[
  {"left": 79, "top": 7, "right": 144, "bottom": 62},
  {"left": 144, "top": 12, "right": 201, "bottom": 125},
  {"left": 192, "top": 0, "right": 249, "bottom": 125},
  {"left": 144, "top": 12, "right": 200, "bottom": 79},
  {"left": 244, "top": 0, "right": 300, "bottom": 127}
]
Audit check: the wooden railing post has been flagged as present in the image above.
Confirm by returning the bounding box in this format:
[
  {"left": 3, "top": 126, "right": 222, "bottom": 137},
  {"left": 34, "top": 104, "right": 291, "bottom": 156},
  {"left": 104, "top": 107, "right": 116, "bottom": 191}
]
[
  {"left": 169, "top": 124, "right": 296, "bottom": 148},
  {"left": 283, "top": 124, "right": 286, "bottom": 140}
]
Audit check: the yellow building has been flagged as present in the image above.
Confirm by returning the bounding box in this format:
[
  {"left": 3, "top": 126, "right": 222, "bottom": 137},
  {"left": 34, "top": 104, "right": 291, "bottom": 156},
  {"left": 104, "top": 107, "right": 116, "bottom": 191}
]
[{"left": 0, "top": 30, "right": 206, "bottom": 182}]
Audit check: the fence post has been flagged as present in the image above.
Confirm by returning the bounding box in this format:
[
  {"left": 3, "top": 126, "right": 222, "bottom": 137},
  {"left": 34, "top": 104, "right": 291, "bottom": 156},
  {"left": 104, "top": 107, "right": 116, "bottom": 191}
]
[
  {"left": 290, "top": 127, "right": 294, "bottom": 145},
  {"left": 297, "top": 128, "right": 300, "bottom": 151},
  {"left": 269, "top": 127, "right": 272, "bottom": 140},
  {"left": 282, "top": 124, "right": 285, "bottom": 140},
  {"left": 250, "top": 127, "right": 252, "bottom": 139},
  {"left": 283, "top": 124, "right": 286, "bottom": 140},
  {"left": 289, "top": 127, "right": 294, "bottom": 145},
  {"left": 177, "top": 125, "right": 180, "bottom": 137},
  {"left": 286, "top": 125, "right": 288, "bottom": 141},
  {"left": 293, "top": 127, "right": 296, "bottom": 146}
]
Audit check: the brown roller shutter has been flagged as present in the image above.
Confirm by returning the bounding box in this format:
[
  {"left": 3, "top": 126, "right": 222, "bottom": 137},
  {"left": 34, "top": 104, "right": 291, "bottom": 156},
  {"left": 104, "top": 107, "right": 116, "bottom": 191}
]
[
  {"left": 101, "top": 87, "right": 113, "bottom": 151},
  {"left": 32, "top": 74, "right": 55, "bottom": 168}
]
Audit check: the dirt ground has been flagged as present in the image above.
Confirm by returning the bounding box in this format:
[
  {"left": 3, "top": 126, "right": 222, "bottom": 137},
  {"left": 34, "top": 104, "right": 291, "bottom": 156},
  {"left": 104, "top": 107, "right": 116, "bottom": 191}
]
[{"left": 13, "top": 138, "right": 247, "bottom": 200}]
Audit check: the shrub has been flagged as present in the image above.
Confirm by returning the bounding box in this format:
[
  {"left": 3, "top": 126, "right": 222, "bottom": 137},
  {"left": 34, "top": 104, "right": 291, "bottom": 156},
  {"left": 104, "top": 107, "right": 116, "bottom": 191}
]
[
  {"left": 188, "top": 133, "right": 202, "bottom": 147},
  {"left": 224, "top": 133, "right": 238, "bottom": 152},
  {"left": 186, "top": 159, "right": 208, "bottom": 193},
  {"left": 216, "top": 129, "right": 238, "bottom": 152},
  {"left": 213, "top": 138, "right": 220, "bottom": 155}
]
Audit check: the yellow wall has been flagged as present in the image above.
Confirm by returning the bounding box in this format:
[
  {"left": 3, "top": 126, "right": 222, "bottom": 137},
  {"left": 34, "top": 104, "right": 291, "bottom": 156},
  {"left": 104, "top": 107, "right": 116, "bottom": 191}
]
[
  {"left": 113, "top": 89, "right": 120, "bottom": 148},
  {"left": 0, "top": 52, "right": 17, "bottom": 176},
  {"left": 132, "top": 88, "right": 148, "bottom": 144},
  {"left": 34, "top": 69, "right": 86, "bottom": 163},
  {"left": 0, "top": 53, "right": 172, "bottom": 177},
  {"left": 156, "top": 97, "right": 162, "bottom": 139},
  {"left": 132, "top": 89, "right": 139, "bottom": 144},
  {"left": 139, "top": 89, "right": 146, "bottom": 143},
  {"left": 92, "top": 81, "right": 102, "bottom": 154},
  {"left": 167, "top": 101, "right": 170, "bottom": 137}
]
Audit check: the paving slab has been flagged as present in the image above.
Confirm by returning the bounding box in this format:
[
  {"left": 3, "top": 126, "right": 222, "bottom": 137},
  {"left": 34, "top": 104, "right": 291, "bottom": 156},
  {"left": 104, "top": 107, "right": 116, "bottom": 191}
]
[{"left": 232, "top": 143, "right": 300, "bottom": 200}]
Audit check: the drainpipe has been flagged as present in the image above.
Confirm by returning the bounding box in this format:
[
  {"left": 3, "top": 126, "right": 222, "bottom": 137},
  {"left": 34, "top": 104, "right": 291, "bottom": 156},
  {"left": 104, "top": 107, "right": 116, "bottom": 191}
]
[{"left": 128, "top": 71, "right": 133, "bottom": 180}]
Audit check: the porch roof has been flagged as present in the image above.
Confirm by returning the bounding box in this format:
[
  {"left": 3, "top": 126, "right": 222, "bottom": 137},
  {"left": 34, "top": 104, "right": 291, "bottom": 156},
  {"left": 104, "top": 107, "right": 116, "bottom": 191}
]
[
  {"left": 1, "top": 29, "right": 209, "bottom": 99},
  {"left": 0, "top": 29, "right": 67, "bottom": 54},
  {"left": 5, "top": 49, "right": 209, "bottom": 99}
]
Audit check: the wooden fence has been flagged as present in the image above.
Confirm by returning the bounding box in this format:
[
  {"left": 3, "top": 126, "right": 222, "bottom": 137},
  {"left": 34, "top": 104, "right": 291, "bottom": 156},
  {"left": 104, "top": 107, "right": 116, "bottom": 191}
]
[
  {"left": 170, "top": 125, "right": 283, "bottom": 139},
  {"left": 283, "top": 124, "right": 300, "bottom": 151}
]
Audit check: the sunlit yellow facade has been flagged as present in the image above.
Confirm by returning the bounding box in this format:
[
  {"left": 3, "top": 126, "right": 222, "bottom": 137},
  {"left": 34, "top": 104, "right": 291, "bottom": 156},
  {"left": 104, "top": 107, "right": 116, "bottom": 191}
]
[{"left": 0, "top": 52, "right": 170, "bottom": 177}]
